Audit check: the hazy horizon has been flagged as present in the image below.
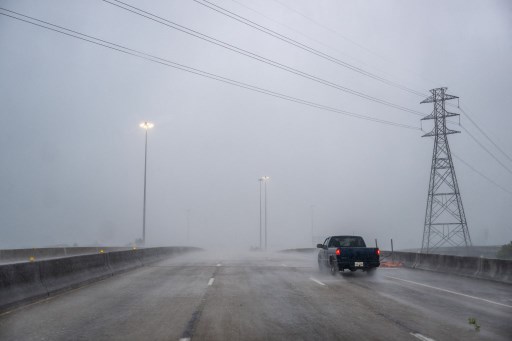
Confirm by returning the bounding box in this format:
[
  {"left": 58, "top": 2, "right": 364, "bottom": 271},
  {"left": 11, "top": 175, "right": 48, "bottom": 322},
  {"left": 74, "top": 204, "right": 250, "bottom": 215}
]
[{"left": 1, "top": 0, "right": 511, "bottom": 251}]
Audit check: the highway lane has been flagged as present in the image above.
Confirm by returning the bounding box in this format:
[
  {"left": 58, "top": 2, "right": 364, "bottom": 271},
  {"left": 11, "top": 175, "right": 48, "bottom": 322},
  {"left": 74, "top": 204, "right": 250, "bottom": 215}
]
[{"left": 0, "top": 250, "right": 510, "bottom": 340}]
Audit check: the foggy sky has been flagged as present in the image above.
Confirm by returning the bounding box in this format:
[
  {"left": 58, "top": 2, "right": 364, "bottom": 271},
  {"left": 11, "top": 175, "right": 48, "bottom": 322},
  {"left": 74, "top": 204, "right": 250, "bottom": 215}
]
[{"left": 0, "top": 0, "right": 511, "bottom": 250}]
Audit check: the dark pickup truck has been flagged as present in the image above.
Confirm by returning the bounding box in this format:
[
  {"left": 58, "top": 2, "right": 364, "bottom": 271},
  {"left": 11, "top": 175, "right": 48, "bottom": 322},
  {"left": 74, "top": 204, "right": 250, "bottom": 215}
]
[{"left": 317, "top": 236, "right": 380, "bottom": 275}]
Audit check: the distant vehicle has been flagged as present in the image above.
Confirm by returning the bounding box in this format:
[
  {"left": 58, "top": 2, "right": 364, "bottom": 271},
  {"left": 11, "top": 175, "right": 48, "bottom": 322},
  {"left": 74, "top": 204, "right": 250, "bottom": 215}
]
[{"left": 317, "top": 236, "right": 380, "bottom": 275}]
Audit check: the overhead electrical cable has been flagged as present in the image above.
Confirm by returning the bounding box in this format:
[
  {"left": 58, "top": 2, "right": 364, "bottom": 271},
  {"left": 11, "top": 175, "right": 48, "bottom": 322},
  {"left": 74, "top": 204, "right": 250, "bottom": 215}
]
[
  {"left": 452, "top": 153, "right": 512, "bottom": 196},
  {"left": 271, "top": 0, "right": 438, "bottom": 90},
  {"left": 459, "top": 124, "right": 512, "bottom": 176},
  {"left": 103, "top": 0, "right": 424, "bottom": 117},
  {"left": 0, "top": 8, "right": 420, "bottom": 131},
  {"left": 1, "top": 8, "right": 509, "bottom": 197},
  {"left": 191, "top": 0, "right": 427, "bottom": 98},
  {"left": 458, "top": 104, "right": 512, "bottom": 163}
]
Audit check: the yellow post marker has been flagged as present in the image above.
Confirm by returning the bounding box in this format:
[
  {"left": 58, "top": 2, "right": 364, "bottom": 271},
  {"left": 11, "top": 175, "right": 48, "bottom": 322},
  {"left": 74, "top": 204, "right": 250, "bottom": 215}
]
[
  {"left": 29, "top": 256, "right": 35, "bottom": 262},
  {"left": 99, "top": 249, "right": 104, "bottom": 254}
]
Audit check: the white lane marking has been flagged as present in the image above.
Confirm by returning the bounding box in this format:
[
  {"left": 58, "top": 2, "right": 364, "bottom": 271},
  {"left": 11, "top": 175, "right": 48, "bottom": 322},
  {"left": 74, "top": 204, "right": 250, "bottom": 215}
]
[
  {"left": 411, "top": 332, "right": 436, "bottom": 341},
  {"left": 281, "top": 263, "right": 287, "bottom": 267},
  {"left": 386, "top": 276, "right": 512, "bottom": 308},
  {"left": 179, "top": 338, "right": 190, "bottom": 341},
  {"left": 216, "top": 263, "right": 222, "bottom": 267},
  {"left": 309, "top": 277, "right": 326, "bottom": 286},
  {"left": 208, "top": 278, "right": 215, "bottom": 286}
]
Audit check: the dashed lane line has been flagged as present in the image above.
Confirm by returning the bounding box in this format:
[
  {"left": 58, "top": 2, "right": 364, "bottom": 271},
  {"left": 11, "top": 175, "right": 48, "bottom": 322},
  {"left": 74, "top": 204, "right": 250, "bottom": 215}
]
[
  {"left": 208, "top": 278, "right": 215, "bottom": 286},
  {"left": 309, "top": 277, "right": 326, "bottom": 286},
  {"left": 410, "top": 332, "right": 436, "bottom": 341},
  {"left": 386, "top": 275, "right": 512, "bottom": 308}
]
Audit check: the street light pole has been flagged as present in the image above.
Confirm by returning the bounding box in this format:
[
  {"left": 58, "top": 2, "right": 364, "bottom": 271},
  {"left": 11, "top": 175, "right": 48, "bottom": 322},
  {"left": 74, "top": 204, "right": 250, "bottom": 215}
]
[
  {"left": 259, "top": 179, "right": 263, "bottom": 250},
  {"left": 186, "top": 209, "right": 191, "bottom": 243},
  {"left": 259, "top": 176, "right": 270, "bottom": 250},
  {"left": 311, "top": 205, "right": 315, "bottom": 245},
  {"left": 140, "top": 121, "right": 154, "bottom": 246}
]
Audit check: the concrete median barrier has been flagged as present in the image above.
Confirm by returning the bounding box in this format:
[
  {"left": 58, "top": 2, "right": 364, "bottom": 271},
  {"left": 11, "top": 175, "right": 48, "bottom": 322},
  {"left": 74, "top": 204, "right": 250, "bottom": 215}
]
[
  {"left": 279, "top": 248, "right": 317, "bottom": 253},
  {"left": 382, "top": 251, "right": 512, "bottom": 284},
  {"left": 0, "top": 247, "right": 131, "bottom": 264},
  {"left": 39, "top": 253, "right": 112, "bottom": 295},
  {"left": 0, "top": 262, "right": 48, "bottom": 312},
  {"left": 107, "top": 250, "right": 143, "bottom": 275},
  {"left": 0, "top": 246, "right": 201, "bottom": 312}
]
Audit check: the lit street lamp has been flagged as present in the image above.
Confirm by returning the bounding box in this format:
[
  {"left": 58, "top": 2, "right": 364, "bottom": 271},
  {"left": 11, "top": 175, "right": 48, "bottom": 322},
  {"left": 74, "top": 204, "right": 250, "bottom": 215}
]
[{"left": 140, "top": 121, "right": 154, "bottom": 245}]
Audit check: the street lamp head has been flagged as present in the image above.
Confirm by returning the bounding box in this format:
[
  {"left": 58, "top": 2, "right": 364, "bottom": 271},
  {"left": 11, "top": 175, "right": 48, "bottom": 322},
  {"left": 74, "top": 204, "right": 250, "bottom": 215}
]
[
  {"left": 139, "top": 121, "right": 154, "bottom": 130},
  {"left": 260, "top": 176, "right": 270, "bottom": 181}
]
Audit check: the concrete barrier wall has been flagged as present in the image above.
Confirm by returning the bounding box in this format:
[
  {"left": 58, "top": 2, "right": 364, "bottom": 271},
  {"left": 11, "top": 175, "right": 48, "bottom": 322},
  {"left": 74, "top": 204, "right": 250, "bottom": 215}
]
[
  {"left": 381, "top": 251, "right": 512, "bottom": 284},
  {"left": 107, "top": 250, "right": 143, "bottom": 275},
  {"left": 0, "top": 247, "right": 130, "bottom": 264},
  {"left": 39, "top": 254, "right": 112, "bottom": 294},
  {"left": 0, "top": 246, "right": 200, "bottom": 313},
  {"left": 280, "top": 248, "right": 317, "bottom": 253},
  {"left": 0, "top": 262, "right": 48, "bottom": 310}
]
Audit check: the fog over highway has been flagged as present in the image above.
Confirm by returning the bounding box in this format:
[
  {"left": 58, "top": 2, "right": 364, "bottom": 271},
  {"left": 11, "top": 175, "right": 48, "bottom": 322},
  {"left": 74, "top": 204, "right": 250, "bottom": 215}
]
[
  {"left": 1, "top": 251, "right": 510, "bottom": 340},
  {"left": 1, "top": 1, "right": 511, "bottom": 339},
  {"left": 1, "top": 0, "right": 511, "bottom": 251}
]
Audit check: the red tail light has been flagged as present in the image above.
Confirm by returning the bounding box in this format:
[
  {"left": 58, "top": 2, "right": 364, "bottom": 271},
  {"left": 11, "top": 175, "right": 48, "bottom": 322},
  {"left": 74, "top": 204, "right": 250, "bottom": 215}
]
[
  {"left": 335, "top": 249, "right": 341, "bottom": 256},
  {"left": 376, "top": 248, "right": 380, "bottom": 255}
]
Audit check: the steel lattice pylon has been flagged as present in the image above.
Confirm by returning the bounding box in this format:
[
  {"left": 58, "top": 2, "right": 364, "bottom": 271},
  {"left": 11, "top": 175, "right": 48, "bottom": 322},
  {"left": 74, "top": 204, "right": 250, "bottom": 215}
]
[{"left": 421, "top": 87, "right": 471, "bottom": 253}]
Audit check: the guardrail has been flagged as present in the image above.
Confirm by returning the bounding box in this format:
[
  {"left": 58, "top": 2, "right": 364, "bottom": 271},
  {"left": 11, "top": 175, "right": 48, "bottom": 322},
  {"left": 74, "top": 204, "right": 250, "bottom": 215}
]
[
  {"left": 381, "top": 251, "right": 512, "bottom": 284},
  {"left": 0, "top": 247, "right": 201, "bottom": 313}
]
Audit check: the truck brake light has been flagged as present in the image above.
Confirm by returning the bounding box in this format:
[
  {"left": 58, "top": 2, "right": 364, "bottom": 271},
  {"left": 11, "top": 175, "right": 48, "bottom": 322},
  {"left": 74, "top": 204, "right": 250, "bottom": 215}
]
[
  {"left": 335, "top": 249, "right": 341, "bottom": 256},
  {"left": 376, "top": 248, "right": 380, "bottom": 255}
]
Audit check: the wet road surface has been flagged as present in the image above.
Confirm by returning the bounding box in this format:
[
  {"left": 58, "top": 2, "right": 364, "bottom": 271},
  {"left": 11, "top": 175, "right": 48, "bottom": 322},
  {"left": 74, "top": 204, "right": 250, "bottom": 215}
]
[{"left": 0, "top": 250, "right": 510, "bottom": 340}]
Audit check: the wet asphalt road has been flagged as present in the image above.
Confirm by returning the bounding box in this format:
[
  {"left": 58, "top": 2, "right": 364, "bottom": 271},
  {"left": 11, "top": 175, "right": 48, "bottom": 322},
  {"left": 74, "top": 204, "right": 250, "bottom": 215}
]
[{"left": 0, "top": 250, "right": 510, "bottom": 340}]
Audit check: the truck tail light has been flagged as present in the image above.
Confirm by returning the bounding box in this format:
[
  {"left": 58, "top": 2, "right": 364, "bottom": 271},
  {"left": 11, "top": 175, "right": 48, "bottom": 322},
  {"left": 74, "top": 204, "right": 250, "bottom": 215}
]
[
  {"left": 335, "top": 249, "right": 341, "bottom": 256},
  {"left": 376, "top": 248, "right": 380, "bottom": 256}
]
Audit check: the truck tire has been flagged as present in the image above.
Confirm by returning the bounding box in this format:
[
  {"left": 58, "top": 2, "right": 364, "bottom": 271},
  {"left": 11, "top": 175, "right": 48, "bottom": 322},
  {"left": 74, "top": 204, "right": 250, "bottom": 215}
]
[{"left": 329, "top": 259, "right": 338, "bottom": 276}]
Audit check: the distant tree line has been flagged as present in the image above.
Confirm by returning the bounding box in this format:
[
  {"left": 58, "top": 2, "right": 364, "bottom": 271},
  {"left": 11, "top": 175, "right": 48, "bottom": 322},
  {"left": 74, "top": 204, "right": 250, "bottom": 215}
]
[{"left": 496, "top": 241, "right": 512, "bottom": 259}]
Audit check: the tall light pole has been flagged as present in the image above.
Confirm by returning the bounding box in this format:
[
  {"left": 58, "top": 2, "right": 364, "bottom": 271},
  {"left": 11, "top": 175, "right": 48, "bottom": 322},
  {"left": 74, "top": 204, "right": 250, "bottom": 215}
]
[
  {"left": 140, "top": 121, "right": 154, "bottom": 245},
  {"left": 258, "top": 178, "right": 263, "bottom": 250},
  {"left": 311, "top": 205, "right": 315, "bottom": 245},
  {"left": 259, "top": 176, "right": 270, "bottom": 250},
  {"left": 186, "top": 209, "right": 191, "bottom": 244}
]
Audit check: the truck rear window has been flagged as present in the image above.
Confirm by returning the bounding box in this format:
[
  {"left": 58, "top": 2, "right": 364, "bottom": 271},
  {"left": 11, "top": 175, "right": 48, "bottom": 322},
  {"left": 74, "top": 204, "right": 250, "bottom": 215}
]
[{"left": 329, "top": 237, "right": 366, "bottom": 247}]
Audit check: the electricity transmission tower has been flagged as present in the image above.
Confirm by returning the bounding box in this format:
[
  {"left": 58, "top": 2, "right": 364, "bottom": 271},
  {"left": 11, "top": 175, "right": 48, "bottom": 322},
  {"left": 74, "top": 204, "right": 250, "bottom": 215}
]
[{"left": 421, "top": 87, "right": 472, "bottom": 253}]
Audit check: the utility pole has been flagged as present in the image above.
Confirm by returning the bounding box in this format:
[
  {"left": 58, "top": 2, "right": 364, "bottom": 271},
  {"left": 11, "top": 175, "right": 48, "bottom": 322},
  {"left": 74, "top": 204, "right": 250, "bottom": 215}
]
[
  {"left": 311, "top": 205, "right": 315, "bottom": 245},
  {"left": 258, "top": 178, "right": 263, "bottom": 250},
  {"left": 186, "top": 209, "right": 191, "bottom": 243},
  {"left": 421, "top": 87, "right": 471, "bottom": 253},
  {"left": 259, "top": 176, "right": 270, "bottom": 251},
  {"left": 139, "top": 121, "right": 154, "bottom": 246}
]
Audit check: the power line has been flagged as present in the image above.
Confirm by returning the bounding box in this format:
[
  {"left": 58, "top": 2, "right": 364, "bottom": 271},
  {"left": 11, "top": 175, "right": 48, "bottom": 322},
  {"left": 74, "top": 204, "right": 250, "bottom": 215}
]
[
  {"left": 271, "top": 0, "right": 438, "bottom": 90},
  {"left": 2, "top": 8, "right": 509, "bottom": 198},
  {"left": 452, "top": 153, "right": 512, "bottom": 196},
  {"left": 191, "top": 0, "right": 427, "bottom": 98},
  {"left": 103, "top": 0, "right": 424, "bottom": 117},
  {"left": 261, "top": 1, "right": 512, "bottom": 173},
  {"left": 458, "top": 104, "right": 512, "bottom": 163},
  {"left": 425, "top": 136, "right": 512, "bottom": 197},
  {"left": 0, "top": 8, "right": 420, "bottom": 131},
  {"left": 460, "top": 124, "right": 512, "bottom": 176}
]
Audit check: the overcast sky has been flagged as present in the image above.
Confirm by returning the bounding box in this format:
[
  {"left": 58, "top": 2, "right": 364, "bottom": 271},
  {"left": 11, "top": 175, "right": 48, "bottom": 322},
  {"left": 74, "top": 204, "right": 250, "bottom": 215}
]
[{"left": 0, "top": 0, "right": 511, "bottom": 250}]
